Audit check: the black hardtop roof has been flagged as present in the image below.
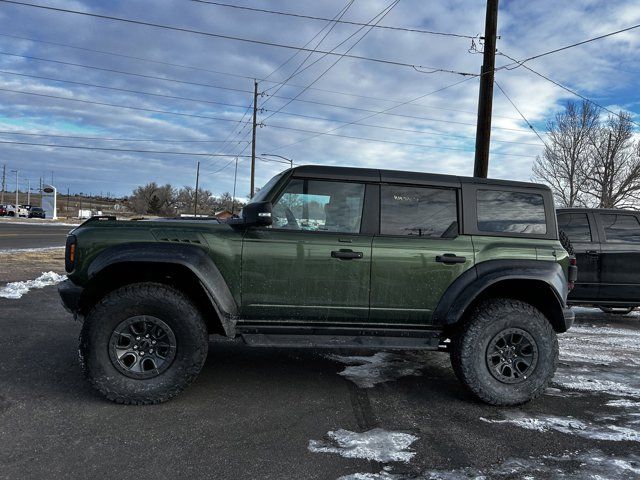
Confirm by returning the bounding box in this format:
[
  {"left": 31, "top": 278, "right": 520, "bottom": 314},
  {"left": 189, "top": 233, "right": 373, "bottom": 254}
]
[
  {"left": 289, "top": 165, "right": 550, "bottom": 190},
  {"left": 557, "top": 207, "right": 640, "bottom": 214}
]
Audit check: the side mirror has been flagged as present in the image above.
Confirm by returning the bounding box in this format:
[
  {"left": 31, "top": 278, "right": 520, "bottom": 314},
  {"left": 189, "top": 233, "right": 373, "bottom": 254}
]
[{"left": 230, "top": 201, "right": 273, "bottom": 227}]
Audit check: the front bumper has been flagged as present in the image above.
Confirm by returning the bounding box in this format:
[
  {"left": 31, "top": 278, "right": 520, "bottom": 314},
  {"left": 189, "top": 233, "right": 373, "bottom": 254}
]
[
  {"left": 561, "top": 306, "right": 575, "bottom": 332},
  {"left": 58, "top": 279, "right": 83, "bottom": 316}
]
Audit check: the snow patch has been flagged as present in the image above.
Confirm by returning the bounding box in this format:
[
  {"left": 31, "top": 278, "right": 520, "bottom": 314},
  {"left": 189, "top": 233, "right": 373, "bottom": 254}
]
[
  {"left": 309, "top": 428, "right": 418, "bottom": 463},
  {"left": 607, "top": 399, "right": 640, "bottom": 408},
  {"left": 559, "top": 325, "right": 640, "bottom": 366},
  {"left": 341, "top": 450, "right": 640, "bottom": 479},
  {"left": 0, "top": 272, "right": 67, "bottom": 299},
  {"left": 327, "top": 352, "right": 425, "bottom": 388},
  {"left": 480, "top": 412, "right": 640, "bottom": 442},
  {"left": 554, "top": 367, "right": 640, "bottom": 398}
]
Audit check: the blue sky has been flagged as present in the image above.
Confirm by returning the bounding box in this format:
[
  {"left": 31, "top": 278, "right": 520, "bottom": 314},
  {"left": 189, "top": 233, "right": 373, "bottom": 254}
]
[{"left": 0, "top": 0, "right": 638, "bottom": 198}]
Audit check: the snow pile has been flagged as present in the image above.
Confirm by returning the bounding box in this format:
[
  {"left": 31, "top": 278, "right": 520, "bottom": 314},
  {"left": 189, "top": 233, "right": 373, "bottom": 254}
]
[
  {"left": 0, "top": 272, "right": 67, "bottom": 299},
  {"left": 326, "top": 352, "right": 426, "bottom": 388},
  {"left": 0, "top": 246, "right": 64, "bottom": 255},
  {"left": 480, "top": 412, "right": 640, "bottom": 442},
  {"left": 309, "top": 428, "right": 418, "bottom": 463}
]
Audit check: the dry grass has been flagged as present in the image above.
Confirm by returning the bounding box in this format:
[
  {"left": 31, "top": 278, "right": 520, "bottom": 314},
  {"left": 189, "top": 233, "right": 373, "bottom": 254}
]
[{"left": 0, "top": 248, "right": 65, "bottom": 284}]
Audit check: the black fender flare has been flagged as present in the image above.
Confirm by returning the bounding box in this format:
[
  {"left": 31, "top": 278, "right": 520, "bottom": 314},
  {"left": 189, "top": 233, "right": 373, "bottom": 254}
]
[
  {"left": 86, "top": 242, "right": 238, "bottom": 335},
  {"left": 432, "top": 259, "right": 569, "bottom": 329}
]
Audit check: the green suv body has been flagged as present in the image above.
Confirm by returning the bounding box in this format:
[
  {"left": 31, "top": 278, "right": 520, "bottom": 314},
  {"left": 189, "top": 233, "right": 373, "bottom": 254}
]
[{"left": 59, "top": 165, "right": 575, "bottom": 405}]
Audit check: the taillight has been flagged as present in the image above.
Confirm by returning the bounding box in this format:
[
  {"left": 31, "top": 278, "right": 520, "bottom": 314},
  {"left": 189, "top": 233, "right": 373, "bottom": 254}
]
[
  {"left": 65, "top": 235, "right": 77, "bottom": 272},
  {"left": 568, "top": 256, "right": 578, "bottom": 290}
]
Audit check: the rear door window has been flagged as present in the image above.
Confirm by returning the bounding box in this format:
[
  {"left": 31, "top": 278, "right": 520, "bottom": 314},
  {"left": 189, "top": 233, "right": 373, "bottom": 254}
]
[
  {"left": 380, "top": 185, "right": 458, "bottom": 237},
  {"left": 600, "top": 214, "right": 640, "bottom": 243},
  {"left": 477, "top": 190, "right": 546, "bottom": 234},
  {"left": 557, "top": 213, "right": 592, "bottom": 242}
]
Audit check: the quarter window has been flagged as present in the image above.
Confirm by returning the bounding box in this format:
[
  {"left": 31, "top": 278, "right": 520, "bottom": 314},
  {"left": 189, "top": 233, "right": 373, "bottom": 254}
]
[
  {"left": 380, "top": 185, "right": 458, "bottom": 237},
  {"left": 477, "top": 190, "right": 546, "bottom": 234},
  {"left": 601, "top": 214, "right": 640, "bottom": 243},
  {"left": 557, "top": 213, "right": 592, "bottom": 242},
  {"left": 271, "top": 179, "right": 365, "bottom": 233}
]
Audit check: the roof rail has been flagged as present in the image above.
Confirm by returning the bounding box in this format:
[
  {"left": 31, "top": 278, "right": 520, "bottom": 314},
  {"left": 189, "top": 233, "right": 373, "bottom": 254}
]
[{"left": 81, "top": 215, "right": 117, "bottom": 224}]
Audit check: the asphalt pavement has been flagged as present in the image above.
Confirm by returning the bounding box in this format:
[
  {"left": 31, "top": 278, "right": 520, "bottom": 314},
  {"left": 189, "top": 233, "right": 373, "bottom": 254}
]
[
  {"left": 0, "top": 284, "right": 638, "bottom": 479},
  {"left": 0, "top": 221, "right": 74, "bottom": 250}
]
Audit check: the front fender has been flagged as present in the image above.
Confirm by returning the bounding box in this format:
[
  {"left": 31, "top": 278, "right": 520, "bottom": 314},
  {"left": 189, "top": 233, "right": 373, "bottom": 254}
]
[{"left": 87, "top": 242, "right": 238, "bottom": 334}]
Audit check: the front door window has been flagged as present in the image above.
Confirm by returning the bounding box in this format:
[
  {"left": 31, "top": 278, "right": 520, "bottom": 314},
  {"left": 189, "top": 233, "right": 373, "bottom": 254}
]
[{"left": 271, "top": 179, "right": 365, "bottom": 233}]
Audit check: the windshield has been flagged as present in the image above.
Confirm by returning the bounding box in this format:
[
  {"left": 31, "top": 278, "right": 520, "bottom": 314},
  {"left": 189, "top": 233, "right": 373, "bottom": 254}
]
[{"left": 249, "top": 172, "right": 285, "bottom": 204}]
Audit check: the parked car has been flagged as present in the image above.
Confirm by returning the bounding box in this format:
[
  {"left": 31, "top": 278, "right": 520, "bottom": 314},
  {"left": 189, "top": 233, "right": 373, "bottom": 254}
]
[
  {"left": 558, "top": 208, "right": 640, "bottom": 313},
  {"left": 0, "top": 204, "right": 7, "bottom": 216},
  {"left": 59, "top": 166, "right": 575, "bottom": 406},
  {"left": 5, "top": 204, "right": 16, "bottom": 216},
  {"left": 28, "top": 206, "right": 45, "bottom": 219},
  {"left": 16, "top": 205, "right": 29, "bottom": 218}
]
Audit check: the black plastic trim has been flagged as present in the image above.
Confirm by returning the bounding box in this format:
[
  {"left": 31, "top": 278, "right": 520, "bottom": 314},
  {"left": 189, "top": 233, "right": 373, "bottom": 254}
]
[
  {"left": 432, "top": 259, "right": 569, "bottom": 330},
  {"left": 85, "top": 242, "right": 238, "bottom": 335}
]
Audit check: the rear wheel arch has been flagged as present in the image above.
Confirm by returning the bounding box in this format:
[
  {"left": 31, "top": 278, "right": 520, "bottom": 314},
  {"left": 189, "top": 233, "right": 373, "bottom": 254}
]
[{"left": 456, "top": 279, "right": 567, "bottom": 333}]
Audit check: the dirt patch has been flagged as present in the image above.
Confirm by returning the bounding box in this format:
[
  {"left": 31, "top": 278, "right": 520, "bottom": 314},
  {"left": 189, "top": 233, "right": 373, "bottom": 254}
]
[{"left": 0, "top": 248, "right": 65, "bottom": 283}]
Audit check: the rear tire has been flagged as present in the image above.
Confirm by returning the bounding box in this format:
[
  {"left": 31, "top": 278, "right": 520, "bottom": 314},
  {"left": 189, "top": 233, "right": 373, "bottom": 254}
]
[
  {"left": 79, "top": 283, "right": 208, "bottom": 405},
  {"left": 450, "top": 298, "right": 558, "bottom": 406}
]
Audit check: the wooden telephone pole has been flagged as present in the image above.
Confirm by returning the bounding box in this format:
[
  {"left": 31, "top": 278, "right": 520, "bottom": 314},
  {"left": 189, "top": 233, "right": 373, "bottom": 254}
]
[
  {"left": 250, "top": 80, "right": 258, "bottom": 198},
  {"left": 193, "top": 161, "right": 200, "bottom": 216},
  {"left": 473, "top": 0, "right": 499, "bottom": 178}
]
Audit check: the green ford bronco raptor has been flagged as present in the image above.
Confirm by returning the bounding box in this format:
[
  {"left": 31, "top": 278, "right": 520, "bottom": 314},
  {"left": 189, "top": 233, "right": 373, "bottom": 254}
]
[{"left": 59, "top": 165, "right": 577, "bottom": 406}]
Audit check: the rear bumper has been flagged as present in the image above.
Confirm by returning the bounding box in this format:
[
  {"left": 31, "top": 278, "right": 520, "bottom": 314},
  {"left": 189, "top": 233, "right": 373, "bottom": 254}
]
[
  {"left": 560, "top": 306, "right": 575, "bottom": 332},
  {"left": 58, "top": 279, "right": 83, "bottom": 316}
]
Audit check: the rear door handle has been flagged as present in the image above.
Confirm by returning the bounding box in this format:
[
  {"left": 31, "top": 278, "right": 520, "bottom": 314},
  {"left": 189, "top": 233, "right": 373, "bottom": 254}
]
[
  {"left": 331, "top": 249, "right": 363, "bottom": 260},
  {"left": 586, "top": 250, "right": 599, "bottom": 256},
  {"left": 436, "top": 253, "right": 467, "bottom": 264}
]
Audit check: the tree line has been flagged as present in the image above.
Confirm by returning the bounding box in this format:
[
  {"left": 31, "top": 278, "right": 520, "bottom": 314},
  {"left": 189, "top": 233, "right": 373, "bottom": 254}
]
[
  {"left": 533, "top": 100, "right": 640, "bottom": 208},
  {"left": 128, "top": 182, "right": 245, "bottom": 216}
]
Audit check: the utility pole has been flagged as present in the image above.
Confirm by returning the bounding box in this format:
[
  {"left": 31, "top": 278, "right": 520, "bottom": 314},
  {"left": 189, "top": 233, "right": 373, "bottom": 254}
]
[
  {"left": 51, "top": 171, "right": 54, "bottom": 186},
  {"left": 193, "top": 160, "right": 200, "bottom": 217},
  {"left": 1, "top": 164, "right": 5, "bottom": 204},
  {"left": 473, "top": 0, "right": 499, "bottom": 178},
  {"left": 250, "top": 80, "right": 258, "bottom": 198},
  {"left": 67, "top": 187, "right": 70, "bottom": 218},
  {"left": 232, "top": 156, "right": 238, "bottom": 214},
  {"left": 11, "top": 169, "right": 18, "bottom": 208},
  {"left": 27, "top": 179, "right": 30, "bottom": 204}
]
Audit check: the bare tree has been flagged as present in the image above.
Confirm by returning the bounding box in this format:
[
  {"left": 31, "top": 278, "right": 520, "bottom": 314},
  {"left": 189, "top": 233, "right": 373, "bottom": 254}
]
[
  {"left": 583, "top": 112, "right": 640, "bottom": 208},
  {"left": 532, "top": 100, "right": 599, "bottom": 207},
  {"left": 129, "top": 182, "right": 176, "bottom": 215},
  {"left": 176, "top": 186, "right": 215, "bottom": 215}
]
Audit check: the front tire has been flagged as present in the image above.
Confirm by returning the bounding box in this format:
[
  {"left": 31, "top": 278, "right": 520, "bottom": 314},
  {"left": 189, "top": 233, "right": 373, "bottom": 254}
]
[
  {"left": 450, "top": 298, "right": 558, "bottom": 406},
  {"left": 79, "top": 283, "right": 208, "bottom": 405}
]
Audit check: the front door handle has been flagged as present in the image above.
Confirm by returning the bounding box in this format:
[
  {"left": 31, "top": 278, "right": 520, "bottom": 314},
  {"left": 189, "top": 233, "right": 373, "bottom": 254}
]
[
  {"left": 331, "top": 249, "right": 363, "bottom": 260},
  {"left": 586, "top": 250, "right": 600, "bottom": 256},
  {"left": 436, "top": 253, "right": 467, "bottom": 264}
]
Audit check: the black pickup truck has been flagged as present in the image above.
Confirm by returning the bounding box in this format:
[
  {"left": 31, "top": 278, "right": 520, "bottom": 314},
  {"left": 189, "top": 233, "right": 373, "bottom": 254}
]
[{"left": 558, "top": 208, "right": 640, "bottom": 313}]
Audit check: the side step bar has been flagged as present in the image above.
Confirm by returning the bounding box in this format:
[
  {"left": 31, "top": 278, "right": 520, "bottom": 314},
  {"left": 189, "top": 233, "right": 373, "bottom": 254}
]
[{"left": 237, "top": 325, "right": 442, "bottom": 350}]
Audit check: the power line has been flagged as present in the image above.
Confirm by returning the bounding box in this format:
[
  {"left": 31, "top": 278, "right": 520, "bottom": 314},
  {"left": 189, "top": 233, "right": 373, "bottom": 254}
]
[
  {"left": 499, "top": 22, "right": 640, "bottom": 69},
  {"left": 262, "top": 0, "right": 401, "bottom": 123},
  {"left": 0, "top": 69, "right": 252, "bottom": 110},
  {"left": 498, "top": 51, "right": 640, "bottom": 129},
  {"left": 0, "top": 50, "right": 491, "bottom": 121},
  {"left": 262, "top": 121, "right": 537, "bottom": 158},
  {"left": 0, "top": 0, "right": 474, "bottom": 74},
  {"left": 267, "top": 76, "right": 477, "bottom": 152},
  {"left": 0, "top": 87, "right": 254, "bottom": 125},
  {"left": 0, "top": 31, "right": 519, "bottom": 119},
  {"left": 493, "top": 80, "right": 548, "bottom": 146},
  {"left": 0, "top": 129, "right": 250, "bottom": 143},
  {"left": 0, "top": 139, "right": 259, "bottom": 156},
  {"left": 260, "top": 0, "right": 354, "bottom": 86},
  {"left": 0, "top": 63, "right": 535, "bottom": 138},
  {"left": 190, "top": 0, "right": 477, "bottom": 39}
]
